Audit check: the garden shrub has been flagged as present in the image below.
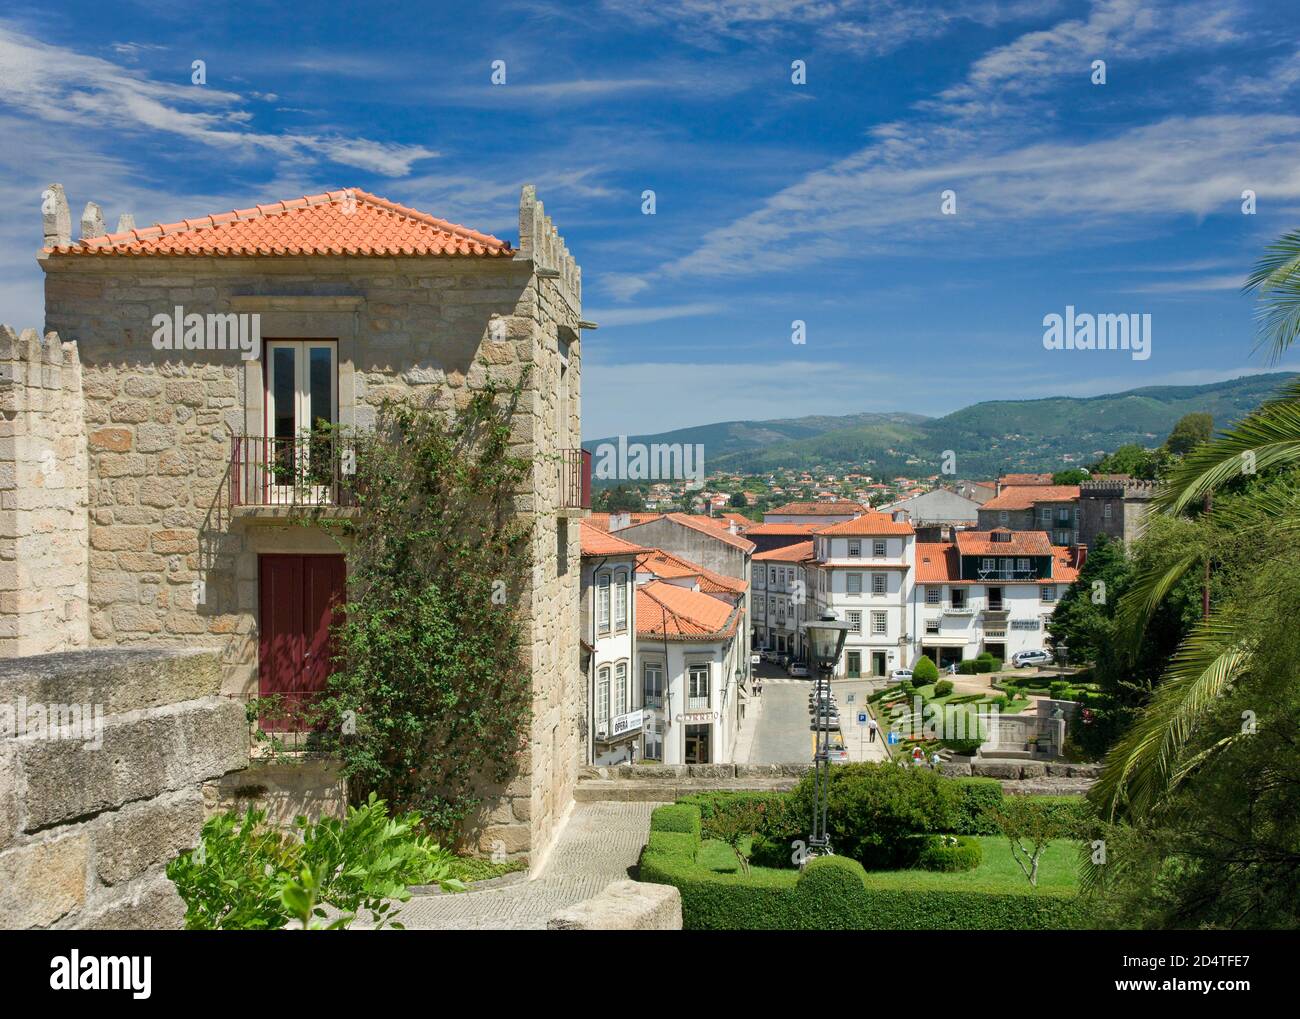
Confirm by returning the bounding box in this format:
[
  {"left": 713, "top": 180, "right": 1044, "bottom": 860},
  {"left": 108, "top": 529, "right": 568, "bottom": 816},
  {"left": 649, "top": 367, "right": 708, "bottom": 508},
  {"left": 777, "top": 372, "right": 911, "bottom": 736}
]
[
  {"left": 913, "top": 656, "right": 939, "bottom": 683},
  {"left": 1050, "top": 681, "right": 1071, "bottom": 699},
  {"left": 934, "top": 679, "right": 954, "bottom": 697},
  {"left": 947, "top": 778, "right": 1004, "bottom": 835},
  {"left": 790, "top": 763, "right": 959, "bottom": 868},
  {"left": 916, "top": 834, "right": 982, "bottom": 872},
  {"left": 650, "top": 803, "right": 703, "bottom": 838},
  {"left": 957, "top": 660, "right": 980, "bottom": 675},
  {"left": 975, "top": 657, "right": 1002, "bottom": 673},
  {"left": 638, "top": 802, "right": 1085, "bottom": 931}
]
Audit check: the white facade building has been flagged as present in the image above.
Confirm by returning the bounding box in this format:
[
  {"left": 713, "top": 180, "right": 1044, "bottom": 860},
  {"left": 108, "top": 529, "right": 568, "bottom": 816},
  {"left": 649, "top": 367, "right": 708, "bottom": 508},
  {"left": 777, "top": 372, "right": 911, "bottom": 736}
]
[
  {"left": 752, "top": 540, "right": 813, "bottom": 659},
  {"left": 580, "top": 522, "right": 644, "bottom": 765}
]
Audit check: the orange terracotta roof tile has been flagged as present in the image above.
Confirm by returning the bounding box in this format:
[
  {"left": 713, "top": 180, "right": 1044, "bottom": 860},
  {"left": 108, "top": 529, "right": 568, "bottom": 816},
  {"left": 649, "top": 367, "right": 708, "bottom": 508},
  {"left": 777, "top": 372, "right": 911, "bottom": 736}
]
[
  {"left": 44, "top": 188, "right": 512, "bottom": 258},
  {"left": 753, "top": 540, "right": 814, "bottom": 563},
  {"left": 956, "top": 529, "right": 1054, "bottom": 556},
  {"left": 635, "top": 581, "right": 739, "bottom": 640},
  {"left": 580, "top": 520, "right": 646, "bottom": 557},
  {"left": 768, "top": 500, "right": 868, "bottom": 516},
  {"left": 916, "top": 541, "right": 1080, "bottom": 584},
  {"left": 998, "top": 473, "right": 1055, "bottom": 486},
  {"left": 981, "top": 485, "right": 1080, "bottom": 511},
  {"left": 814, "top": 512, "right": 915, "bottom": 536},
  {"left": 634, "top": 547, "right": 747, "bottom": 595}
]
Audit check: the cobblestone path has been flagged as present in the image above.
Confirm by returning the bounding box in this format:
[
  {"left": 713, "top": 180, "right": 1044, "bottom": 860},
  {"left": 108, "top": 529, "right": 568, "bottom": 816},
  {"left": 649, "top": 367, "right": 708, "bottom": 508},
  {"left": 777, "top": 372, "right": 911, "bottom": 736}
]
[{"left": 393, "top": 801, "right": 662, "bottom": 930}]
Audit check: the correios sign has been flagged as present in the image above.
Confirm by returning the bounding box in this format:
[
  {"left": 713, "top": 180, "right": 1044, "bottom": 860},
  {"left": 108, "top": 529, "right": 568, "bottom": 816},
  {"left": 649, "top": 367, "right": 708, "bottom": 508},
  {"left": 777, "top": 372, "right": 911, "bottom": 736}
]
[{"left": 677, "top": 710, "right": 718, "bottom": 724}]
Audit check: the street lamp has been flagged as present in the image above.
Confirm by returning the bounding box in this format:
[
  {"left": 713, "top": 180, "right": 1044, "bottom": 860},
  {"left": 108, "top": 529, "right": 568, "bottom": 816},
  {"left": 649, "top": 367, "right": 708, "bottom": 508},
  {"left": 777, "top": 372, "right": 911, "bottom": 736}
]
[{"left": 800, "top": 611, "right": 851, "bottom": 860}]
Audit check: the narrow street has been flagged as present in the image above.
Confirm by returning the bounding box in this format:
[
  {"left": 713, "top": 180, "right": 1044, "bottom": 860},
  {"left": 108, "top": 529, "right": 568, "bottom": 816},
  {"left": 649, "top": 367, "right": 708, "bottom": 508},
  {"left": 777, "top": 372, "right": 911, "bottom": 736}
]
[{"left": 745, "top": 664, "right": 889, "bottom": 765}]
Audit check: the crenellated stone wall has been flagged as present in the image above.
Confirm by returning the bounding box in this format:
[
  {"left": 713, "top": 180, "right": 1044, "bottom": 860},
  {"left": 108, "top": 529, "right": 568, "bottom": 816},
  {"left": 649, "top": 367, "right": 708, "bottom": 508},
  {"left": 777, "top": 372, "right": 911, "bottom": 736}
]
[{"left": 0, "top": 326, "right": 89, "bottom": 656}]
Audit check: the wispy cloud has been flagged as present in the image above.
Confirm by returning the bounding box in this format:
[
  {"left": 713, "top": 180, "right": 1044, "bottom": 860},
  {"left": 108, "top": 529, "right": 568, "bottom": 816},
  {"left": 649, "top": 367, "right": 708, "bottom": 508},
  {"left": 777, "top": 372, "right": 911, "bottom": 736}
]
[{"left": 586, "top": 302, "right": 724, "bottom": 327}]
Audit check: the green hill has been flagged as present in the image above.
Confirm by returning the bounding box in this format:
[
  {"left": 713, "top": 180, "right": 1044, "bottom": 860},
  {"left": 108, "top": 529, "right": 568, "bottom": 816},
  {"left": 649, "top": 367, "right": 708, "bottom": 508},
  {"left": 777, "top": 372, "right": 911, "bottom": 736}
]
[{"left": 584, "top": 373, "right": 1294, "bottom": 478}]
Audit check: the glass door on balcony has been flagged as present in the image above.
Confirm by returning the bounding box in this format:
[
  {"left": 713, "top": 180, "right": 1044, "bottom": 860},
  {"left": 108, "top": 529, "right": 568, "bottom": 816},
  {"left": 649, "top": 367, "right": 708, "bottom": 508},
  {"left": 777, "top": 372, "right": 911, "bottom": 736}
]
[
  {"left": 265, "top": 341, "right": 337, "bottom": 503},
  {"left": 987, "top": 586, "right": 1004, "bottom": 611},
  {"left": 687, "top": 664, "right": 710, "bottom": 710}
]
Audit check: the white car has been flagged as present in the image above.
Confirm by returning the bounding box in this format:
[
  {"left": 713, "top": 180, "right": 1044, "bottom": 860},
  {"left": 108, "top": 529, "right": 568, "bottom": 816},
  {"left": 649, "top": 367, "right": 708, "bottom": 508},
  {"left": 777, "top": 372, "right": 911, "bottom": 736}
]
[
  {"left": 787, "top": 662, "right": 810, "bottom": 678},
  {"left": 889, "top": 669, "right": 913, "bottom": 682},
  {"left": 1012, "top": 649, "right": 1054, "bottom": 667}
]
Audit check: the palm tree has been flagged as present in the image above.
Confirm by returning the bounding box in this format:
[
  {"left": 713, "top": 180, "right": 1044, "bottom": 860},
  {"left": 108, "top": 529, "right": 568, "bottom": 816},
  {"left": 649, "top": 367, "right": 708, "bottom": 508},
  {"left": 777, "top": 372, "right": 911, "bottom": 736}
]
[{"left": 1089, "top": 229, "right": 1300, "bottom": 822}]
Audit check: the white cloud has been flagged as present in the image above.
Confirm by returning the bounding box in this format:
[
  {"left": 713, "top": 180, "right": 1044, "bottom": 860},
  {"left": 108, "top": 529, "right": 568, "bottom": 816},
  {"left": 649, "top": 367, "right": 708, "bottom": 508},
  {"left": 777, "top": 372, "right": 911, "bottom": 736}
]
[
  {"left": 586, "top": 302, "right": 723, "bottom": 327},
  {"left": 0, "top": 23, "right": 436, "bottom": 176}
]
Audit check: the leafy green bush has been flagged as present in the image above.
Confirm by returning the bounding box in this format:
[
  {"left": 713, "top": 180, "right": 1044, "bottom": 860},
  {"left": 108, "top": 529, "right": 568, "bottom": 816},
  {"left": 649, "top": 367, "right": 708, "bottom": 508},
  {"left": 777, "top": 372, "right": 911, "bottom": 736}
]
[
  {"left": 957, "top": 660, "right": 979, "bottom": 675},
  {"left": 916, "top": 834, "right": 983, "bottom": 872},
  {"left": 650, "top": 803, "right": 703, "bottom": 838},
  {"left": 975, "top": 657, "right": 1002, "bottom": 673},
  {"left": 1050, "top": 681, "right": 1071, "bottom": 699},
  {"left": 639, "top": 803, "right": 1084, "bottom": 930},
  {"left": 947, "top": 778, "right": 1004, "bottom": 834},
  {"left": 913, "top": 656, "right": 939, "bottom": 683},
  {"left": 790, "top": 763, "right": 959, "bottom": 868},
  {"left": 166, "top": 794, "right": 463, "bottom": 929},
  {"left": 934, "top": 679, "right": 954, "bottom": 697}
]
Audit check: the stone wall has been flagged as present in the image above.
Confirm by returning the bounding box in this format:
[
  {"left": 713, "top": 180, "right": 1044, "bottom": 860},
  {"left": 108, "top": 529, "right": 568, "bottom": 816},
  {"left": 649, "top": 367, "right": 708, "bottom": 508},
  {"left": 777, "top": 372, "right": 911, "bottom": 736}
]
[
  {"left": 0, "top": 326, "right": 88, "bottom": 656},
  {"left": 0, "top": 648, "right": 248, "bottom": 929}
]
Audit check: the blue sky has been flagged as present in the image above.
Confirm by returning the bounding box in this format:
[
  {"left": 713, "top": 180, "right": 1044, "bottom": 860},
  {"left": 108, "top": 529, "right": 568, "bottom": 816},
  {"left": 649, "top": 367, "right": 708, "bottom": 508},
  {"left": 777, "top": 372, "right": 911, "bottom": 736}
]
[{"left": 2, "top": 0, "right": 1299, "bottom": 438}]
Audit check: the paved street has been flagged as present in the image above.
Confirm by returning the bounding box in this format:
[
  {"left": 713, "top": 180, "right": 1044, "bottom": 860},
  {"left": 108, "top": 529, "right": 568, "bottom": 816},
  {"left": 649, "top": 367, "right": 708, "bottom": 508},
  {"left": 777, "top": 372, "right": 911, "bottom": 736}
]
[{"left": 746, "top": 664, "right": 888, "bottom": 764}]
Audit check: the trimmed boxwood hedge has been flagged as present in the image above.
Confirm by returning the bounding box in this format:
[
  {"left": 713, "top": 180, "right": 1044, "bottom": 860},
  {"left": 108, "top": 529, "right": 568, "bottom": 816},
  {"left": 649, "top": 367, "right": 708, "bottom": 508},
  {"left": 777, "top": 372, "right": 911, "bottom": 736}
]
[
  {"left": 948, "top": 778, "right": 1004, "bottom": 835},
  {"left": 651, "top": 803, "right": 702, "bottom": 838},
  {"left": 916, "top": 834, "right": 982, "bottom": 872},
  {"left": 639, "top": 803, "right": 1086, "bottom": 930}
]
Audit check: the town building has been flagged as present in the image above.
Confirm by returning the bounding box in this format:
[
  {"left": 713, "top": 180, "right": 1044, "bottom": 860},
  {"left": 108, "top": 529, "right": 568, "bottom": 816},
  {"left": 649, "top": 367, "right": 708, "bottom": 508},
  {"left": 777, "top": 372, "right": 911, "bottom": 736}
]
[
  {"left": 752, "top": 540, "right": 814, "bottom": 658},
  {"left": 10, "top": 182, "right": 587, "bottom": 863},
  {"left": 879, "top": 488, "right": 981, "bottom": 540},
  {"left": 1077, "top": 477, "right": 1157, "bottom": 548},
  {"left": 977, "top": 484, "right": 1081, "bottom": 545},
  {"left": 579, "top": 522, "right": 643, "bottom": 765},
  {"left": 741, "top": 520, "right": 820, "bottom": 553},
  {"left": 635, "top": 579, "right": 745, "bottom": 764},
  {"left": 763, "top": 500, "right": 868, "bottom": 526}
]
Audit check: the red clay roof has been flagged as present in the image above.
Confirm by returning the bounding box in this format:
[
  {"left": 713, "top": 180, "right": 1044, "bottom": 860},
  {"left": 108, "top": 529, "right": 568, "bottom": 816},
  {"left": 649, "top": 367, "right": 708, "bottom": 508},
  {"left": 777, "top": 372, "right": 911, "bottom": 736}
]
[
  {"left": 981, "top": 485, "right": 1080, "bottom": 511},
  {"left": 767, "top": 500, "right": 867, "bottom": 516},
  {"left": 634, "top": 548, "right": 747, "bottom": 595},
  {"left": 814, "top": 512, "right": 915, "bottom": 536},
  {"left": 916, "top": 541, "right": 1079, "bottom": 584},
  {"left": 636, "top": 580, "right": 739, "bottom": 640},
  {"left": 580, "top": 521, "right": 646, "bottom": 557},
  {"left": 43, "top": 188, "right": 513, "bottom": 258},
  {"left": 955, "top": 529, "right": 1054, "bottom": 556},
  {"left": 753, "top": 540, "right": 814, "bottom": 563},
  {"left": 998, "top": 473, "right": 1055, "bottom": 486}
]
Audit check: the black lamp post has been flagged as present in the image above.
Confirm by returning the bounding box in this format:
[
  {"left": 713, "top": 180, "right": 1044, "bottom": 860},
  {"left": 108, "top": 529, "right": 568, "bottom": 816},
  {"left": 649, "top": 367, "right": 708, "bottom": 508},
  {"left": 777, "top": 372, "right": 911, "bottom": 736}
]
[{"left": 800, "top": 612, "right": 851, "bottom": 860}]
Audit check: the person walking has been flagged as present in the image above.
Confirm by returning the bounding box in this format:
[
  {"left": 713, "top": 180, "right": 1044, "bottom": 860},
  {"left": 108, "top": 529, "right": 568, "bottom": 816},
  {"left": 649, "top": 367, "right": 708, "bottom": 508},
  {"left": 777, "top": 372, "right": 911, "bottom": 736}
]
[
  {"left": 867, "top": 716, "right": 878, "bottom": 743},
  {"left": 930, "top": 750, "right": 941, "bottom": 770}
]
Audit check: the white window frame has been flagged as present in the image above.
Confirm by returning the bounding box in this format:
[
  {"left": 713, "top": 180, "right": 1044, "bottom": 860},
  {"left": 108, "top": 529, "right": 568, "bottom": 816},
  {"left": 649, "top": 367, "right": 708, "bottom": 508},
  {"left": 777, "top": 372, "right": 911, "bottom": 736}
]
[
  {"left": 847, "top": 572, "right": 862, "bottom": 594},
  {"left": 597, "top": 572, "right": 611, "bottom": 633},
  {"left": 614, "top": 570, "right": 628, "bottom": 631},
  {"left": 847, "top": 609, "right": 862, "bottom": 634},
  {"left": 1041, "top": 585, "right": 1057, "bottom": 603},
  {"left": 871, "top": 611, "right": 887, "bottom": 635},
  {"left": 614, "top": 661, "right": 628, "bottom": 716},
  {"left": 925, "top": 586, "right": 940, "bottom": 605},
  {"left": 873, "top": 540, "right": 886, "bottom": 557},
  {"left": 848, "top": 539, "right": 861, "bottom": 557},
  {"left": 596, "top": 666, "right": 610, "bottom": 727},
  {"left": 871, "top": 573, "right": 886, "bottom": 595}
]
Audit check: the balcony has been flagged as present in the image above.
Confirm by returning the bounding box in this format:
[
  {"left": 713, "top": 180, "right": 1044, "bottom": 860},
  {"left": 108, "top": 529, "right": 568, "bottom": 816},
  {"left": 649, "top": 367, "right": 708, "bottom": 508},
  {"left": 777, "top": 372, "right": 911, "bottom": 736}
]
[
  {"left": 230, "top": 434, "right": 356, "bottom": 509},
  {"left": 687, "top": 694, "right": 710, "bottom": 711},
  {"left": 559, "top": 448, "right": 592, "bottom": 512}
]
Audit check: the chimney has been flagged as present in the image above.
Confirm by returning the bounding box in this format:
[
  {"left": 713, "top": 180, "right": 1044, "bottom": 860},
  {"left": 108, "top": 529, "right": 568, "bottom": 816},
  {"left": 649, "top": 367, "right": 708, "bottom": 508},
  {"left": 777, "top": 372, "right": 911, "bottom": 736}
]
[
  {"left": 892, "top": 509, "right": 909, "bottom": 523},
  {"left": 728, "top": 521, "right": 738, "bottom": 535},
  {"left": 610, "top": 511, "right": 630, "bottom": 532},
  {"left": 80, "top": 201, "right": 105, "bottom": 240},
  {"left": 42, "top": 184, "right": 71, "bottom": 247},
  {"left": 116, "top": 212, "right": 136, "bottom": 233}
]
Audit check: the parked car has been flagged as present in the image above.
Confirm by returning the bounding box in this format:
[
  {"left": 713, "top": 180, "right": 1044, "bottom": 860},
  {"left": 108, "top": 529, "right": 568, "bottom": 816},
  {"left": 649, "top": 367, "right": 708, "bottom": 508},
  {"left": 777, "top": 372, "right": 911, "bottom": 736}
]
[
  {"left": 824, "top": 742, "right": 850, "bottom": 764},
  {"left": 1012, "top": 649, "right": 1054, "bottom": 668},
  {"left": 787, "top": 661, "right": 809, "bottom": 678},
  {"left": 809, "top": 715, "right": 841, "bottom": 731},
  {"left": 889, "top": 668, "right": 913, "bottom": 682}
]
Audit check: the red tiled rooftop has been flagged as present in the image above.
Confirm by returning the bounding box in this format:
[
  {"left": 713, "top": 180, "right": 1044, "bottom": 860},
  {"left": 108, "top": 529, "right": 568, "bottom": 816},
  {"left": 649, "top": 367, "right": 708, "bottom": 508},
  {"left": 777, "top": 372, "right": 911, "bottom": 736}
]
[
  {"left": 43, "top": 188, "right": 513, "bottom": 258},
  {"left": 981, "top": 485, "right": 1080, "bottom": 511},
  {"left": 767, "top": 500, "right": 867, "bottom": 516},
  {"left": 585, "top": 512, "right": 664, "bottom": 532},
  {"left": 955, "top": 529, "right": 1054, "bottom": 556},
  {"left": 636, "top": 581, "right": 739, "bottom": 640},
  {"left": 634, "top": 548, "right": 747, "bottom": 595},
  {"left": 753, "top": 540, "right": 815, "bottom": 563},
  {"left": 814, "top": 512, "right": 915, "bottom": 536},
  {"left": 579, "top": 520, "right": 646, "bottom": 557},
  {"left": 743, "top": 521, "right": 820, "bottom": 536},
  {"left": 916, "top": 541, "right": 1079, "bottom": 584}
]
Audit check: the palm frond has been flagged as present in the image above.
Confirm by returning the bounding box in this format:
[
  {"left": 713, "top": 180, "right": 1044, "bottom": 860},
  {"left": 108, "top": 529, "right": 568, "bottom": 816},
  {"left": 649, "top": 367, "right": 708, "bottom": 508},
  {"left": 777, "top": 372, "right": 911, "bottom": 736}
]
[
  {"left": 1244, "top": 228, "right": 1300, "bottom": 361},
  {"left": 1089, "top": 613, "right": 1254, "bottom": 824},
  {"left": 1114, "top": 547, "right": 1202, "bottom": 654},
  {"left": 1152, "top": 377, "right": 1300, "bottom": 516}
]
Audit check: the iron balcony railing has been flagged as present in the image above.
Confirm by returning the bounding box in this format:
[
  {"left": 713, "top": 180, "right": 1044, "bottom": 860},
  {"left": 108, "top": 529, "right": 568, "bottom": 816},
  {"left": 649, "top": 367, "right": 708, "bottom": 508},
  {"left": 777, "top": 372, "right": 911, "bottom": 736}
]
[
  {"left": 560, "top": 448, "right": 592, "bottom": 510},
  {"left": 687, "top": 694, "right": 710, "bottom": 711},
  {"left": 230, "top": 434, "right": 357, "bottom": 509}
]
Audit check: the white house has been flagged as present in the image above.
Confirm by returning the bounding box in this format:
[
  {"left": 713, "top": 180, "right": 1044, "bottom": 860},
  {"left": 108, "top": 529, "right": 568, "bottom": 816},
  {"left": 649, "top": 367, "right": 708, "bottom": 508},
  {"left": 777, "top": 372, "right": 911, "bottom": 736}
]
[
  {"left": 580, "top": 522, "right": 644, "bottom": 765},
  {"left": 635, "top": 578, "right": 745, "bottom": 765},
  {"left": 752, "top": 540, "right": 814, "bottom": 659}
]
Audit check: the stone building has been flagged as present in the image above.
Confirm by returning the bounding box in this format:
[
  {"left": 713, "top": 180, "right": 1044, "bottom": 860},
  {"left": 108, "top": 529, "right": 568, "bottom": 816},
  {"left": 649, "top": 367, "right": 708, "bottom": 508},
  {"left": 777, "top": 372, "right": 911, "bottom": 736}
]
[
  {"left": 977, "top": 484, "right": 1081, "bottom": 546},
  {"left": 1077, "top": 477, "right": 1157, "bottom": 548},
  {"left": 2, "top": 182, "right": 589, "bottom": 866}
]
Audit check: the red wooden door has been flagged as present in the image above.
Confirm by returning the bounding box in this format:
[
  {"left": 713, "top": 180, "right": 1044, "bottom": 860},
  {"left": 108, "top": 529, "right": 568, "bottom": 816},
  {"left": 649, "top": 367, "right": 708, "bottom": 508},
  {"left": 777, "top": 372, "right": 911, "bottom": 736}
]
[{"left": 258, "top": 554, "right": 346, "bottom": 730}]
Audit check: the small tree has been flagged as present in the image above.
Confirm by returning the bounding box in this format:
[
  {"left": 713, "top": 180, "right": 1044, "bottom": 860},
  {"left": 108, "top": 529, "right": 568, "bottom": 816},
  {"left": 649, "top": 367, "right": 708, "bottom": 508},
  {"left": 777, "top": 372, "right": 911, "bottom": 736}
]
[
  {"left": 707, "top": 800, "right": 763, "bottom": 875},
  {"left": 912, "top": 655, "right": 939, "bottom": 683},
  {"left": 988, "top": 796, "right": 1081, "bottom": 888}
]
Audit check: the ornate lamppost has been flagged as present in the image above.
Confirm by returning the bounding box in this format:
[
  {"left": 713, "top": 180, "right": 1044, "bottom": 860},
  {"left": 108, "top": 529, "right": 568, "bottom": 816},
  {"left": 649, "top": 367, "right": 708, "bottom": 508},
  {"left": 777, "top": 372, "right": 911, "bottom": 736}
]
[{"left": 800, "top": 612, "right": 851, "bottom": 860}]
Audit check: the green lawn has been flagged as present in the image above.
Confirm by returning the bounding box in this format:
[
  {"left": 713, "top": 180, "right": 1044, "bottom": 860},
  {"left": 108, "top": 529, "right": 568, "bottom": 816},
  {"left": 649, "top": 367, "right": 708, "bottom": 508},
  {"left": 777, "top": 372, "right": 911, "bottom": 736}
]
[
  {"left": 696, "top": 836, "right": 1080, "bottom": 894},
  {"left": 447, "top": 855, "right": 528, "bottom": 883}
]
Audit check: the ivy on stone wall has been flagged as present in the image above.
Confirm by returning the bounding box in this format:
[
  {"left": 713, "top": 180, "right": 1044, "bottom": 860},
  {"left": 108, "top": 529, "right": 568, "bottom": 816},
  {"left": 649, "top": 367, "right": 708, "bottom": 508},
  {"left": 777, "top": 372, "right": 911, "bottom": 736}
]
[{"left": 313, "top": 372, "right": 534, "bottom": 838}]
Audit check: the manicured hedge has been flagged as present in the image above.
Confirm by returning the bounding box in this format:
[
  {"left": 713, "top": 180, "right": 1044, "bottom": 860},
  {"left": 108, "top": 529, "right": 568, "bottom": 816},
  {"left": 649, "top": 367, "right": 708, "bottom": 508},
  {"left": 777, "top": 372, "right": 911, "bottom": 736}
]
[
  {"left": 916, "top": 834, "right": 982, "bottom": 872},
  {"left": 651, "top": 803, "right": 702, "bottom": 838},
  {"left": 947, "top": 778, "right": 1004, "bottom": 835},
  {"left": 639, "top": 803, "right": 1086, "bottom": 930}
]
